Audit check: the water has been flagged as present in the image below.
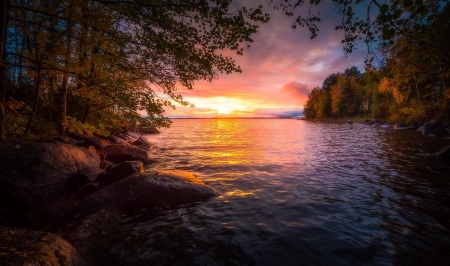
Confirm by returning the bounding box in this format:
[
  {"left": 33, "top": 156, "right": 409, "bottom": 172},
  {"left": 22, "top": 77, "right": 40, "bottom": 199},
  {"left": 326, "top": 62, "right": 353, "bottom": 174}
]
[{"left": 79, "top": 119, "right": 450, "bottom": 265}]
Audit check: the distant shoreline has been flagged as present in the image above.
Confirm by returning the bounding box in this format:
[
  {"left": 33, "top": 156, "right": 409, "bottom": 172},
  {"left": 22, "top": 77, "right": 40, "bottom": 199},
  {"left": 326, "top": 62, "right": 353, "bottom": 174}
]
[{"left": 168, "top": 117, "right": 298, "bottom": 119}]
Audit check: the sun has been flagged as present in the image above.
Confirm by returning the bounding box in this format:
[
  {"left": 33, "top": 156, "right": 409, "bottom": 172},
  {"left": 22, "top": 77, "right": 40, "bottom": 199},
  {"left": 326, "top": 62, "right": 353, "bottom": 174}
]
[{"left": 216, "top": 107, "right": 233, "bottom": 115}]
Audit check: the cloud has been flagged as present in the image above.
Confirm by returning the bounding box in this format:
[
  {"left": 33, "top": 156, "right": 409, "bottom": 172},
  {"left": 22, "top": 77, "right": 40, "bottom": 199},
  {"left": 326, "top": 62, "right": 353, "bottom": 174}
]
[
  {"left": 280, "top": 82, "right": 311, "bottom": 105},
  {"left": 280, "top": 82, "right": 310, "bottom": 97},
  {"left": 159, "top": 0, "right": 369, "bottom": 118}
]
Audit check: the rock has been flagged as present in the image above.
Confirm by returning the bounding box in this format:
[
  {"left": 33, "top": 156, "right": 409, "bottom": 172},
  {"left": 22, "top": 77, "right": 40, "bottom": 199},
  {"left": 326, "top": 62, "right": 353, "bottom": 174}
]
[
  {"left": 77, "top": 170, "right": 216, "bottom": 215},
  {"left": 346, "top": 120, "right": 353, "bottom": 124},
  {"left": 418, "top": 122, "right": 435, "bottom": 131},
  {"left": 441, "top": 120, "right": 450, "bottom": 129},
  {"left": 54, "top": 135, "right": 78, "bottom": 145},
  {"left": 129, "top": 137, "right": 153, "bottom": 151},
  {"left": 393, "top": 122, "right": 405, "bottom": 129},
  {"left": 437, "top": 145, "right": 450, "bottom": 158},
  {"left": 0, "top": 142, "right": 100, "bottom": 210},
  {"left": 107, "top": 134, "right": 124, "bottom": 143},
  {"left": 140, "top": 127, "right": 160, "bottom": 134},
  {"left": 103, "top": 144, "right": 148, "bottom": 164},
  {"left": 84, "top": 137, "right": 105, "bottom": 150},
  {"left": 100, "top": 160, "right": 114, "bottom": 170},
  {"left": 78, "top": 182, "right": 102, "bottom": 195},
  {"left": 394, "top": 123, "right": 418, "bottom": 130},
  {"left": 68, "top": 133, "right": 104, "bottom": 150},
  {"left": 0, "top": 226, "right": 87, "bottom": 266},
  {"left": 129, "top": 136, "right": 150, "bottom": 146},
  {"left": 97, "top": 161, "right": 144, "bottom": 185}
]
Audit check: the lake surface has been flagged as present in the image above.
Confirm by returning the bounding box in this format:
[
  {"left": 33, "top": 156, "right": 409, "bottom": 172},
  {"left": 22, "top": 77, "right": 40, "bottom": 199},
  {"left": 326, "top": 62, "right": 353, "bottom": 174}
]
[{"left": 85, "top": 119, "right": 450, "bottom": 265}]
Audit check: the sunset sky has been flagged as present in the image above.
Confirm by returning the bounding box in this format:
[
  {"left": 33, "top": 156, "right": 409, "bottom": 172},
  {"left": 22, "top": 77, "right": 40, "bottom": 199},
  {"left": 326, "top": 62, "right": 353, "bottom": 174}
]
[{"left": 164, "top": 1, "right": 368, "bottom": 118}]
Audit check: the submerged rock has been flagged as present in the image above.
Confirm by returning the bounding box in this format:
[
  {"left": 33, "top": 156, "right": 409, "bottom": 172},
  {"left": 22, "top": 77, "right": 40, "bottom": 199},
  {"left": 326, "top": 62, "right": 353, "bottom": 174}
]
[
  {"left": 103, "top": 144, "right": 148, "bottom": 164},
  {"left": 0, "top": 226, "right": 86, "bottom": 266},
  {"left": 77, "top": 170, "right": 216, "bottom": 215},
  {"left": 0, "top": 142, "right": 100, "bottom": 210}
]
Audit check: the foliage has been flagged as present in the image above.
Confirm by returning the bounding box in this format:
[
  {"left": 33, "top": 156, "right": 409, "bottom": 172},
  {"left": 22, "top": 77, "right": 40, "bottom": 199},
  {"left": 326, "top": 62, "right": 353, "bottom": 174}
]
[{"left": 1, "top": 0, "right": 269, "bottom": 140}]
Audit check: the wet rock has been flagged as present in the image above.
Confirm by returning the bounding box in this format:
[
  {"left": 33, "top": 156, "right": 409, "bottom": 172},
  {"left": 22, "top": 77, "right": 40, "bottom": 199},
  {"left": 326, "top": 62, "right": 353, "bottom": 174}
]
[
  {"left": 0, "top": 226, "right": 87, "bottom": 266},
  {"left": 97, "top": 161, "right": 144, "bottom": 185},
  {"left": 103, "top": 144, "right": 148, "bottom": 164},
  {"left": 346, "top": 120, "right": 353, "bottom": 124},
  {"left": 437, "top": 145, "right": 450, "bottom": 158},
  {"left": 129, "top": 136, "right": 150, "bottom": 146},
  {"left": 0, "top": 142, "right": 101, "bottom": 210},
  {"left": 77, "top": 170, "right": 216, "bottom": 215}
]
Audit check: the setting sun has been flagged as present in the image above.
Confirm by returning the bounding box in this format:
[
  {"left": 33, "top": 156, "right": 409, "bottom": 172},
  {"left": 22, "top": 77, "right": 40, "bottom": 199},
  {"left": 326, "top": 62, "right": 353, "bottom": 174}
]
[{"left": 216, "top": 107, "right": 233, "bottom": 115}]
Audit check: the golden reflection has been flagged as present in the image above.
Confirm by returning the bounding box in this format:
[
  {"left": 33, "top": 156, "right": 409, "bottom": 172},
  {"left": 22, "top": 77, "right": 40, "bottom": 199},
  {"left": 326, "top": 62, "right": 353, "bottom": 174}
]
[{"left": 217, "top": 189, "right": 263, "bottom": 199}]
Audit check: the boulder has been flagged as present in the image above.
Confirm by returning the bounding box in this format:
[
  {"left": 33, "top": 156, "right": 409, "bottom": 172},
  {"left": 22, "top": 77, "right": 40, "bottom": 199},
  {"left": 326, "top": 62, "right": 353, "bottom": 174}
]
[
  {"left": 129, "top": 136, "right": 150, "bottom": 146},
  {"left": 100, "top": 160, "right": 114, "bottom": 170},
  {"left": 97, "top": 161, "right": 144, "bottom": 185},
  {"left": 107, "top": 134, "right": 124, "bottom": 143},
  {"left": 418, "top": 122, "right": 435, "bottom": 131},
  {"left": 0, "top": 142, "right": 101, "bottom": 209},
  {"left": 53, "top": 135, "right": 78, "bottom": 145},
  {"left": 77, "top": 170, "right": 216, "bottom": 215},
  {"left": 0, "top": 226, "right": 87, "bottom": 266},
  {"left": 437, "top": 145, "right": 450, "bottom": 158},
  {"left": 68, "top": 133, "right": 104, "bottom": 150},
  {"left": 103, "top": 144, "right": 148, "bottom": 164},
  {"left": 346, "top": 120, "right": 353, "bottom": 124}
]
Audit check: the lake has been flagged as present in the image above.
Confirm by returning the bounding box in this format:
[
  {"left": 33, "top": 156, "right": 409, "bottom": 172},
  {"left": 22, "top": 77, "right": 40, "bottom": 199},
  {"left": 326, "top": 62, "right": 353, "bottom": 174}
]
[{"left": 81, "top": 119, "right": 450, "bottom": 265}]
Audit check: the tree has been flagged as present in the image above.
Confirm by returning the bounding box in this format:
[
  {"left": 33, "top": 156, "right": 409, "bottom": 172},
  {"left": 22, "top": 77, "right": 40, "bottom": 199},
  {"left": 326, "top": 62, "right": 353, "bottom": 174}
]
[{"left": 2, "top": 0, "right": 270, "bottom": 139}]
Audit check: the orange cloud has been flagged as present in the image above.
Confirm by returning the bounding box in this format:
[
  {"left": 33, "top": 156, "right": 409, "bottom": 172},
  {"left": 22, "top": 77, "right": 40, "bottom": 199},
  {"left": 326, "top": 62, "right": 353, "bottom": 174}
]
[{"left": 280, "top": 82, "right": 311, "bottom": 105}]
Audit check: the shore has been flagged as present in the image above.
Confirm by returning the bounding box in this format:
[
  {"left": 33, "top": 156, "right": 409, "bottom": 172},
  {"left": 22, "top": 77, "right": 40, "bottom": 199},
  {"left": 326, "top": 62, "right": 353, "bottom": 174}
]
[{"left": 0, "top": 131, "right": 216, "bottom": 265}]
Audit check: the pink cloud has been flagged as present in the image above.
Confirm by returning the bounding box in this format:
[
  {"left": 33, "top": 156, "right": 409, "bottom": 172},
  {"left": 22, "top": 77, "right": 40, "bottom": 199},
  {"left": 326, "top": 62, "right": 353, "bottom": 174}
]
[
  {"left": 159, "top": 1, "right": 368, "bottom": 118},
  {"left": 280, "top": 82, "right": 311, "bottom": 105}
]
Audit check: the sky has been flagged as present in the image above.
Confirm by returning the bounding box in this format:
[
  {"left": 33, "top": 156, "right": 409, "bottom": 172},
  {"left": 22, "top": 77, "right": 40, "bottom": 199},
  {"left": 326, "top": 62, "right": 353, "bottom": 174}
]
[{"left": 164, "top": 0, "right": 368, "bottom": 118}]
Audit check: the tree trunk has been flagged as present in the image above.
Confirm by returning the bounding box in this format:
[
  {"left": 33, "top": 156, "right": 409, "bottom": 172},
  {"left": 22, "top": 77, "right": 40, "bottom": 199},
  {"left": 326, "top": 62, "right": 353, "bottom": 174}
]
[
  {"left": 0, "top": 0, "right": 8, "bottom": 141},
  {"left": 58, "top": 1, "right": 74, "bottom": 134},
  {"left": 24, "top": 66, "right": 41, "bottom": 137}
]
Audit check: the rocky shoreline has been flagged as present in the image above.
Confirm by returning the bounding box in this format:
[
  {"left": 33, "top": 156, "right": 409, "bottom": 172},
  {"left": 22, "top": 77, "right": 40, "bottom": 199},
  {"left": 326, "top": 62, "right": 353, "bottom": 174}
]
[{"left": 0, "top": 132, "right": 216, "bottom": 265}]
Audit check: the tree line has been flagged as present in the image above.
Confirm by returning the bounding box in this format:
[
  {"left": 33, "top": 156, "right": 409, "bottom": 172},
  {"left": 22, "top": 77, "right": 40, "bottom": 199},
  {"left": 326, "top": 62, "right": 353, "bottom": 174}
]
[{"left": 304, "top": 1, "right": 450, "bottom": 123}]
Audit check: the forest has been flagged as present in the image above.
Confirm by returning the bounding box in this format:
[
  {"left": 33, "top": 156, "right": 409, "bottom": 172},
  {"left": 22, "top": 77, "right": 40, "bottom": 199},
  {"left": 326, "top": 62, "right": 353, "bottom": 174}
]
[{"left": 304, "top": 1, "right": 450, "bottom": 123}]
